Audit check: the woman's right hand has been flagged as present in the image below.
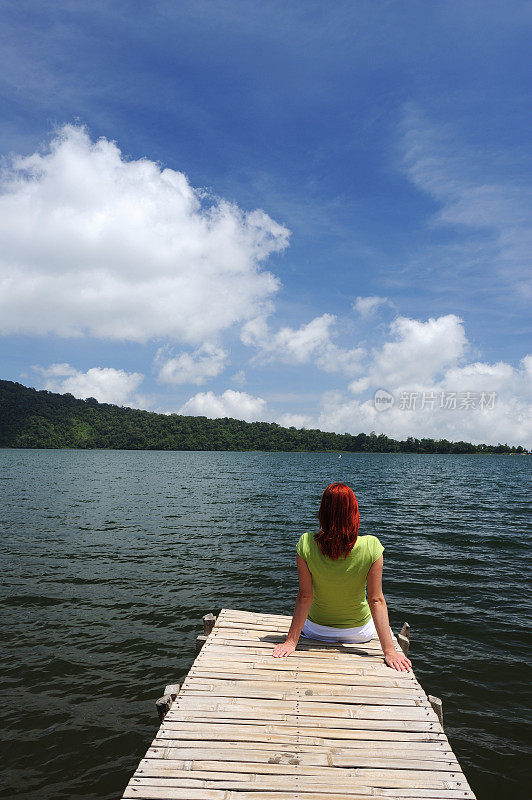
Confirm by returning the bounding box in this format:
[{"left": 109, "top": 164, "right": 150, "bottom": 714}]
[
  {"left": 272, "top": 639, "right": 297, "bottom": 658},
  {"left": 384, "top": 649, "right": 412, "bottom": 672}
]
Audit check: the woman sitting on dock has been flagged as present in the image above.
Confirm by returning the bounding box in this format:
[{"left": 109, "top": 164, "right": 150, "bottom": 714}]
[{"left": 273, "top": 482, "right": 412, "bottom": 672}]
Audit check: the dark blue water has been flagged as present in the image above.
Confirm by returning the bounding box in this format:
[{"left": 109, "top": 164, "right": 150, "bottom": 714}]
[{"left": 0, "top": 450, "right": 530, "bottom": 799}]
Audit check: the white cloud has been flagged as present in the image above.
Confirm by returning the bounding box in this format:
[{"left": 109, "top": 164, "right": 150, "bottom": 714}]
[
  {"left": 266, "top": 314, "right": 337, "bottom": 364},
  {"left": 368, "top": 314, "right": 467, "bottom": 388},
  {"left": 353, "top": 296, "right": 389, "bottom": 317},
  {"left": 33, "top": 362, "right": 77, "bottom": 378},
  {"left": 0, "top": 124, "right": 289, "bottom": 342},
  {"left": 178, "top": 389, "right": 310, "bottom": 430},
  {"left": 240, "top": 316, "right": 272, "bottom": 348},
  {"left": 155, "top": 343, "right": 228, "bottom": 385},
  {"left": 179, "top": 389, "right": 268, "bottom": 422},
  {"left": 348, "top": 377, "right": 371, "bottom": 394},
  {"left": 34, "top": 363, "right": 144, "bottom": 406},
  {"left": 242, "top": 313, "right": 365, "bottom": 376},
  {"left": 276, "top": 412, "right": 310, "bottom": 429}
]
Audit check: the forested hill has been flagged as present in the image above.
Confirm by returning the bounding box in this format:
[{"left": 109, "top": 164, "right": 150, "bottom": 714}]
[{"left": 0, "top": 380, "right": 527, "bottom": 453}]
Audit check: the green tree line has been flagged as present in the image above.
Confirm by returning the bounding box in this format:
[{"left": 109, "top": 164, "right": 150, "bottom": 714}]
[{"left": 0, "top": 380, "right": 528, "bottom": 454}]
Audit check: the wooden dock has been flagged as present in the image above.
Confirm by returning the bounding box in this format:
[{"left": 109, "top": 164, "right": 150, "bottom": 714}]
[{"left": 122, "top": 608, "right": 476, "bottom": 800}]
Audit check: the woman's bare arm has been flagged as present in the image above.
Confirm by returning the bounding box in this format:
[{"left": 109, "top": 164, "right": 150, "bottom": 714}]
[
  {"left": 367, "top": 555, "right": 412, "bottom": 672},
  {"left": 272, "top": 555, "right": 313, "bottom": 658}
]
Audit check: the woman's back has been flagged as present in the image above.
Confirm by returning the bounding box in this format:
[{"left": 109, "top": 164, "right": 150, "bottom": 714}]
[
  {"left": 297, "top": 531, "right": 384, "bottom": 628},
  {"left": 274, "top": 482, "right": 410, "bottom": 670}
]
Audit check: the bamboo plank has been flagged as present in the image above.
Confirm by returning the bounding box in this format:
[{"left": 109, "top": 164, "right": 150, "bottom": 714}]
[
  {"left": 125, "top": 787, "right": 473, "bottom": 800},
  {"left": 179, "top": 687, "right": 426, "bottom": 707},
  {"left": 157, "top": 739, "right": 451, "bottom": 757},
  {"left": 136, "top": 758, "right": 471, "bottom": 791},
  {"left": 165, "top": 709, "right": 442, "bottom": 733},
  {"left": 195, "top": 653, "right": 407, "bottom": 674},
  {"left": 172, "top": 695, "right": 438, "bottom": 721},
  {"left": 212, "top": 624, "right": 388, "bottom": 649},
  {"left": 143, "top": 745, "right": 457, "bottom": 772},
  {"left": 208, "top": 631, "right": 395, "bottom": 654},
  {"left": 153, "top": 735, "right": 456, "bottom": 761},
  {"left": 212, "top": 627, "right": 386, "bottom": 650},
  {"left": 141, "top": 755, "right": 469, "bottom": 787},
  {"left": 132, "top": 770, "right": 471, "bottom": 793},
  {"left": 182, "top": 675, "right": 426, "bottom": 699},
  {"left": 182, "top": 673, "right": 423, "bottom": 691},
  {"left": 159, "top": 719, "right": 447, "bottom": 742},
  {"left": 204, "top": 638, "right": 392, "bottom": 659},
  {"left": 164, "top": 709, "right": 445, "bottom": 732},
  {"left": 194, "top": 656, "right": 417, "bottom": 681},
  {"left": 197, "top": 639, "right": 398, "bottom": 657},
  {"left": 128, "top": 775, "right": 474, "bottom": 797},
  {"left": 189, "top": 665, "right": 417, "bottom": 686},
  {"left": 208, "top": 627, "right": 384, "bottom": 646}
]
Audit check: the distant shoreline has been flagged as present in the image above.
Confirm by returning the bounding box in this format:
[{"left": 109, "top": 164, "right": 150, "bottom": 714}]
[
  {"left": 1, "top": 380, "right": 528, "bottom": 454},
  {"left": 0, "top": 447, "right": 529, "bottom": 455}
]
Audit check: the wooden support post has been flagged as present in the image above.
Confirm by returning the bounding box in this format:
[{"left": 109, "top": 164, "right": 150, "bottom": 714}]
[
  {"left": 397, "top": 621, "right": 410, "bottom": 655},
  {"left": 400, "top": 622, "right": 410, "bottom": 640},
  {"left": 197, "top": 612, "right": 217, "bottom": 652},
  {"left": 164, "top": 684, "right": 180, "bottom": 700},
  {"left": 397, "top": 634, "right": 409, "bottom": 655},
  {"left": 155, "top": 683, "right": 180, "bottom": 722},
  {"left": 203, "top": 613, "right": 217, "bottom": 635},
  {"left": 428, "top": 694, "right": 443, "bottom": 726}
]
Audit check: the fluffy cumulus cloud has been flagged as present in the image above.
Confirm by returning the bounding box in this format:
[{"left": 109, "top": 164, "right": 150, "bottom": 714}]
[
  {"left": 365, "top": 314, "right": 468, "bottom": 389},
  {"left": 0, "top": 125, "right": 289, "bottom": 342},
  {"left": 179, "top": 389, "right": 310, "bottom": 429},
  {"left": 242, "top": 313, "right": 365, "bottom": 375},
  {"left": 155, "top": 344, "right": 228, "bottom": 385},
  {"left": 34, "top": 363, "right": 144, "bottom": 406},
  {"left": 276, "top": 412, "right": 311, "bottom": 429},
  {"left": 179, "top": 389, "right": 268, "bottom": 422}
]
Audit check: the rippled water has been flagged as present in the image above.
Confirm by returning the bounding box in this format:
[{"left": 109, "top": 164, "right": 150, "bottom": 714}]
[{"left": 0, "top": 450, "right": 530, "bottom": 799}]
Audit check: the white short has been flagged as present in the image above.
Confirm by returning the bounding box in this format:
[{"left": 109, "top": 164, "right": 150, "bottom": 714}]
[{"left": 301, "top": 617, "right": 376, "bottom": 643}]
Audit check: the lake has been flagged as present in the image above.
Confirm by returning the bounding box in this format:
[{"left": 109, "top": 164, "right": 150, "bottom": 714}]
[{"left": 0, "top": 449, "right": 530, "bottom": 799}]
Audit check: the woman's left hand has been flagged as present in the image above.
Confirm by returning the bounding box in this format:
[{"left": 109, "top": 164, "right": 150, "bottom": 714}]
[
  {"left": 272, "top": 639, "right": 297, "bottom": 658},
  {"left": 384, "top": 649, "right": 412, "bottom": 671}
]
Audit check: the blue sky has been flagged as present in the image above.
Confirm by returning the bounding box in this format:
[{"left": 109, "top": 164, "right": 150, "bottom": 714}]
[{"left": 0, "top": 1, "right": 531, "bottom": 444}]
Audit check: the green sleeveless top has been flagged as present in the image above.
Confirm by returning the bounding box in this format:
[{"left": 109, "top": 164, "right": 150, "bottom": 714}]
[{"left": 296, "top": 531, "right": 384, "bottom": 628}]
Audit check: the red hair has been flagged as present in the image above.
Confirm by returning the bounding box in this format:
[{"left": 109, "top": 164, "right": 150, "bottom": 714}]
[{"left": 315, "top": 483, "right": 360, "bottom": 559}]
